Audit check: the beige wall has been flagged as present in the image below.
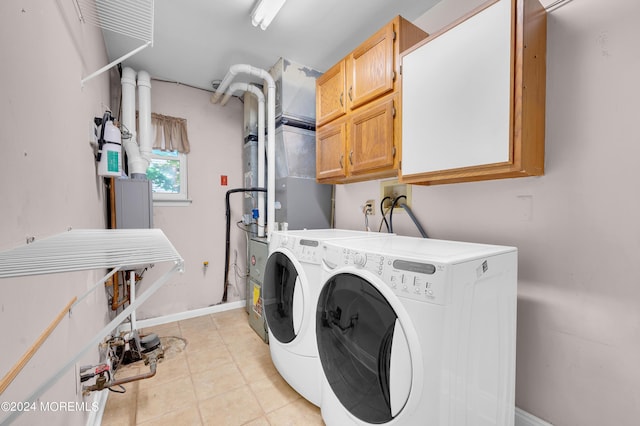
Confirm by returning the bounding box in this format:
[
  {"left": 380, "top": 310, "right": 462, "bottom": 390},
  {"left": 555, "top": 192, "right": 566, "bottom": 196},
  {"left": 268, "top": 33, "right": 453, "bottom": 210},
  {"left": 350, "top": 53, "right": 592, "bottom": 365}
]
[
  {"left": 335, "top": 0, "right": 640, "bottom": 424},
  {"left": 0, "top": 0, "right": 112, "bottom": 424},
  {"left": 136, "top": 80, "right": 245, "bottom": 319}
]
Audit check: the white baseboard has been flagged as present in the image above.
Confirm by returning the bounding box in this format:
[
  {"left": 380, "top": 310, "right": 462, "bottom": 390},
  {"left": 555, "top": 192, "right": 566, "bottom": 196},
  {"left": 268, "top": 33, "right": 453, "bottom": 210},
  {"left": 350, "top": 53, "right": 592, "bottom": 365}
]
[
  {"left": 116, "top": 300, "right": 246, "bottom": 334},
  {"left": 86, "top": 389, "right": 109, "bottom": 426},
  {"left": 516, "top": 407, "right": 554, "bottom": 426},
  {"left": 139, "top": 300, "right": 246, "bottom": 328}
]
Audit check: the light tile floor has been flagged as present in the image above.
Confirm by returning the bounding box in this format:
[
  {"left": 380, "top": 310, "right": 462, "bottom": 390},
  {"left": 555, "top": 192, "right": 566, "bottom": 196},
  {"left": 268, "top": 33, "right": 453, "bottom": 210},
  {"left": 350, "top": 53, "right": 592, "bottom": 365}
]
[{"left": 101, "top": 308, "right": 325, "bottom": 426}]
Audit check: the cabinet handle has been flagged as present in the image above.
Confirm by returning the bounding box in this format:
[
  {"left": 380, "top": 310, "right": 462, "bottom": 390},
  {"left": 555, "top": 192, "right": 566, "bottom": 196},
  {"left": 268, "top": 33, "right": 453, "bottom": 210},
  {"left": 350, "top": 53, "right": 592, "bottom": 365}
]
[
  {"left": 340, "top": 93, "right": 344, "bottom": 107},
  {"left": 348, "top": 86, "right": 353, "bottom": 102},
  {"left": 339, "top": 154, "right": 344, "bottom": 169},
  {"left": 349, "top": 151, "right": 353, "bottom": 165}
]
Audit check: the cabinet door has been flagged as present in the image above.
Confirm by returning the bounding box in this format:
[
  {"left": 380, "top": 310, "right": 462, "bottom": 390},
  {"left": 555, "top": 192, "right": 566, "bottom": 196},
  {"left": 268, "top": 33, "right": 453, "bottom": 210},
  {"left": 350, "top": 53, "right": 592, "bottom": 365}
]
[
  {"left": 402, "top": 0, "right": 512, "bottom": 179},
  {"left": 316, "top": 60, "right": 347, "bottom": 127},
  {"left": 348, "top": 22, "right": 395, "bottom": 110},
  {"left": 316, "top": 119, "right": 348, "bottom": 181},
  {"left": 349, "top": 96, "right": 396, "bottom": 175}
]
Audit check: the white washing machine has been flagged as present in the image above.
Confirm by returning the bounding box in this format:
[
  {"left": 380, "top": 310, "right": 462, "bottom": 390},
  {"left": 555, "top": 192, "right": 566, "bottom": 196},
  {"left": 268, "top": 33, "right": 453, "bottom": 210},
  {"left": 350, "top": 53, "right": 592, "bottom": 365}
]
[
  {"left": 316, "top": 236, "right": 518, "bottom": 426},
  {"left": 263, "top": 229, "right": 394, "bottom": 406}
]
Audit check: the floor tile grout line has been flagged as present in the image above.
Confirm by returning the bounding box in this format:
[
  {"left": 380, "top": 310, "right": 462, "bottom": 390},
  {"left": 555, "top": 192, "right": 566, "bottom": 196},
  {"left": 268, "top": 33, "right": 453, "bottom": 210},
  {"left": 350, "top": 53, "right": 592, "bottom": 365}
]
[
  {"left": 139, "top": 320, "right": 197, "bottom": 425},
  {"left": 104, "top": 308, "right": 323, "bottom": 425}
]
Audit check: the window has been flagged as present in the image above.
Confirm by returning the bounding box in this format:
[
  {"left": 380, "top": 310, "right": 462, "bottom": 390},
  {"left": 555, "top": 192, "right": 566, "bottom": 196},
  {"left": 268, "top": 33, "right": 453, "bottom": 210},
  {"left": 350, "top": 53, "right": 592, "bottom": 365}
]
[
  {"left": 145, "top": 112, "right": 190, "bottom": 203},
  {"left": 147, "top": 149, "right": 188, "bottom": 201}
]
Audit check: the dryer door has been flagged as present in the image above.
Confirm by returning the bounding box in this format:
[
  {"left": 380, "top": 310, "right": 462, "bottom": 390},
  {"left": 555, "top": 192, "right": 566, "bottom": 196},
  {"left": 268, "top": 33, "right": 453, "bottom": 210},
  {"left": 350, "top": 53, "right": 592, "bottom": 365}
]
[
  {"left": 263, "top": 251, "right": 304, "bottom": 344},
  {"left": 317, "top": 272, "right": 412, "bottom": 423}
]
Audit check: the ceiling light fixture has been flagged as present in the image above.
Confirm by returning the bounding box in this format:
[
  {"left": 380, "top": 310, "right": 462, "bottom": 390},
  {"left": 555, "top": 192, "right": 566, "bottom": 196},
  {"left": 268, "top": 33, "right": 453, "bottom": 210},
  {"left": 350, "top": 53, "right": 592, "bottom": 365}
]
[{"left": 250, "top": 0, "right": 287, "bottom": 30}]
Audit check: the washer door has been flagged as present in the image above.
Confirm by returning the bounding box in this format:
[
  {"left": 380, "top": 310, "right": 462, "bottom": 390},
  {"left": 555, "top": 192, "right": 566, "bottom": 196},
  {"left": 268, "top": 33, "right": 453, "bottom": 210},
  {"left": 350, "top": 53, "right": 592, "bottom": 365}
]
[
  {"left": 317, "top": 272, "right": 412, "bottom": 423},
  {"left": 263, "top": 251, "right": 305, "bottom": 344}
]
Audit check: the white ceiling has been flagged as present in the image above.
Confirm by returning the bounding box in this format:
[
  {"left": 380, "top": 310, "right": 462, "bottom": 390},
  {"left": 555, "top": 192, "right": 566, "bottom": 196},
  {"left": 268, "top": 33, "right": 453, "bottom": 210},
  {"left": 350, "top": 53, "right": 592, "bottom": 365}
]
[{"left": 102, "top": 0, "right": 443, "bottom": 91}]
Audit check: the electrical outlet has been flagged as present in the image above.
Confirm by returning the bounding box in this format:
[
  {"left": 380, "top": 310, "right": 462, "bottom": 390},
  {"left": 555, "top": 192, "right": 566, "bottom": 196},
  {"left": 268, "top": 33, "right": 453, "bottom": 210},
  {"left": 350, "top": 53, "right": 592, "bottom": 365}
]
[
  {"left": 380, "top": 180, "right": 412, "bottom": 212},
  {"left": 362, "top": 199, "right": 375, "bottom": 215}
]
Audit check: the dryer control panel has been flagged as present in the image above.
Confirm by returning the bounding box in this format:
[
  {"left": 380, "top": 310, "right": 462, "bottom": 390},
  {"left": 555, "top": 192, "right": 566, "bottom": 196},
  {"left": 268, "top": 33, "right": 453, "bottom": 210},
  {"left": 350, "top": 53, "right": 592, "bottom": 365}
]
[{"left": 331, "top": 247, "right": 448, "bottom": 305}]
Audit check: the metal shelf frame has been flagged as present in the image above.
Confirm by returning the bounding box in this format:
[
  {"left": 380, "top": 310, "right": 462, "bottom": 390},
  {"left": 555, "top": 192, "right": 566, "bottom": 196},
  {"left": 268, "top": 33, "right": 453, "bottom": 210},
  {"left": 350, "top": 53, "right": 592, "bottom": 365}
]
[{"left": 0, "top": 229, "right": 183, "bottom": 425}]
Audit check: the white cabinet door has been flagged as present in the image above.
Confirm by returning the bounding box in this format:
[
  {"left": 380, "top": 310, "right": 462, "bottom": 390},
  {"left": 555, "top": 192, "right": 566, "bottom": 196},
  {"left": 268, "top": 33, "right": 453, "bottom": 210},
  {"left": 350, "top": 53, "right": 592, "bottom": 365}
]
[{"left": 401, "top": 0, "right": 512, "bottom": 176}]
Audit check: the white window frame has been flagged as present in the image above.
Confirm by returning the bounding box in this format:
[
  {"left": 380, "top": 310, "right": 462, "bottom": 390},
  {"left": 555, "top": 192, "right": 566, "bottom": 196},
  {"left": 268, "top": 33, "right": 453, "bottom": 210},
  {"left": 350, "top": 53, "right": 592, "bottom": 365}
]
[{"left": 147, "top": 149, "right": 189, "bottom": 203}]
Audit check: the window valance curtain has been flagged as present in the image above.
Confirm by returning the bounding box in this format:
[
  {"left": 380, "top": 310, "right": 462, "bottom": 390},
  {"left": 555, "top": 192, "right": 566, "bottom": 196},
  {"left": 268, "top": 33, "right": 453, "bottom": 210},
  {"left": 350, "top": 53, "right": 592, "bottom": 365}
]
[{"left": 151, "top": 113, "right": 190, "bottom": 153}]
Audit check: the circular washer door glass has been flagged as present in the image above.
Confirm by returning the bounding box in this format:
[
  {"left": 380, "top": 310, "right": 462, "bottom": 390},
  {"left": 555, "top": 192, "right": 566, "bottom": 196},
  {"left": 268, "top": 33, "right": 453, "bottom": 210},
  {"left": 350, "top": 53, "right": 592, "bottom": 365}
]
[
  {"left": 316, "top": 272, "right": 410, "bottom": 423},
  {"left": 263, "top": 252, "right": 300, "bottom": 343}
]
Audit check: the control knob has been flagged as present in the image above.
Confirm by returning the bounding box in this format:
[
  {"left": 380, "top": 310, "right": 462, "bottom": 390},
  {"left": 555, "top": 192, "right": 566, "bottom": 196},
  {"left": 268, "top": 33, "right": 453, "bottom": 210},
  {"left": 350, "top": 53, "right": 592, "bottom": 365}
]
[{"left": 353, "top": 253, "right": 367, "bottom": 267}]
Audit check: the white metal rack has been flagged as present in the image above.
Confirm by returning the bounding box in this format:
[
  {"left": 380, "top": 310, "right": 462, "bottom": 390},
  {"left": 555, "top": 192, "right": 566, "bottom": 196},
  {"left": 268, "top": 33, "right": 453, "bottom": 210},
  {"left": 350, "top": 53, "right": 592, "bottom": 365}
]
[
  {"left": 73, "top": 0, "right": 155, "bottom": 85},
  {"left": 0, "top": 229, "right": 183, "bottom": 425},
  {"left": 0, "top": 228, "right": 180, "bottom": 278}
]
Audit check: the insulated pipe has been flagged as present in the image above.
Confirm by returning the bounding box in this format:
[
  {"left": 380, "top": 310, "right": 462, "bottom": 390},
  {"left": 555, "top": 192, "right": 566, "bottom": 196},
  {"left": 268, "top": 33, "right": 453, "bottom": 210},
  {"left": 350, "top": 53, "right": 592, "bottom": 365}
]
[
  {"left": 222, "top": 82, "right": 266, "bottom": 237},
  {"left": 212, "top": 64, "right": 276, "bottom": 239},
  {"left": 137, "top": 70, "right": 153, "bottom": 173},
  {"left": 121, "top": 67, "right": 146, "bottom": 177}
]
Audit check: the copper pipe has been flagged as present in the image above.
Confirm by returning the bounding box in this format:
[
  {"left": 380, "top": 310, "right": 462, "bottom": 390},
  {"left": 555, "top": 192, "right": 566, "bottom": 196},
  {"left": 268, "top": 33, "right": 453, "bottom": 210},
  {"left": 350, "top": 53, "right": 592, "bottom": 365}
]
[
  {"left": 110, "top": 271, "right": 121, "bottom": 310},
  {"left": 108, "top": 177, "right": 122, "bottom": 311},
  {"left": 83, "top": 356, "right": 157, "bottom": 394},
  {"left": 108, "top": 357, "right": 157, "bottom": 387},
  {"left": 111, "top": 272, "right": 130, "bottom": 310}
]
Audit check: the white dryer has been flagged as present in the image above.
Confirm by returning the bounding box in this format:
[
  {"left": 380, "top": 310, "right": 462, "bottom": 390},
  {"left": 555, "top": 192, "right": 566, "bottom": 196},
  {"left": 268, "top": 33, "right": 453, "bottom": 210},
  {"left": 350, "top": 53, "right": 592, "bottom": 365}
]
[
  {"left": 316, "top": 236, "right": 518, "bottom": 426},
  {"left": 263, "top": 229, "right": 394, "bottom": 406}
]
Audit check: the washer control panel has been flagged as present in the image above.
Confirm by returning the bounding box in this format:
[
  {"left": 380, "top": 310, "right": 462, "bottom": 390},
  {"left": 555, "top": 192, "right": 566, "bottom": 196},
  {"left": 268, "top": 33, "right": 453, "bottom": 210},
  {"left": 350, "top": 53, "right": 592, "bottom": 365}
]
[
  {"left": 271, "top": 235, "right": 322, "bottom": 265},
  {"left": 293, "top": 238, "right": 322, "bottom": 264},
  {"left": 334, "top": 247, "right": 447, "bottom": 305}
]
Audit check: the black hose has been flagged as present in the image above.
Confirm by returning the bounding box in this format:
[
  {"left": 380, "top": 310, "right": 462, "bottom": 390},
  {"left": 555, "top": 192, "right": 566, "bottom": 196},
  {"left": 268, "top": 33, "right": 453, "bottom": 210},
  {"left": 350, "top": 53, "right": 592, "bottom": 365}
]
[
  {"left": 224, "top": 187, "right": 267, "bottom": 302},
  {"left": 379, "top": 196, "right": 391, "bottom": 233},
  {"left": 389, "top": 195, "right": 406, "bottom": 233}
]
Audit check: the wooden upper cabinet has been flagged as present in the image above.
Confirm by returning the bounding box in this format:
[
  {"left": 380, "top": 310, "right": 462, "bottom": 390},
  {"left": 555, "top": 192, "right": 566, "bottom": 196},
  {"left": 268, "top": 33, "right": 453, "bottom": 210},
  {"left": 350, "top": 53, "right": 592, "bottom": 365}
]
[
  {"left": 347, "top": 24, "right": 395, "bottom": 110},
  {"left": 316, "top": 16, "right": 428, "bottom": 183},
  {"left": 316, "top": 60, "right": 347, "bottom": 127}
]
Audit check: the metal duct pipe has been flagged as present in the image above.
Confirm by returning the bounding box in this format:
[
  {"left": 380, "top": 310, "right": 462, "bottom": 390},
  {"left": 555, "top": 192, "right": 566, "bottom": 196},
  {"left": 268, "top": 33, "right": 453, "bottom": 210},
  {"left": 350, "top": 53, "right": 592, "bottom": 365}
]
[
  {"left": 222, "top": 83, "right": 266, "bottom": 237},
  {"left": 212, "top": 64, "right": 276, "bottom": 239}
]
